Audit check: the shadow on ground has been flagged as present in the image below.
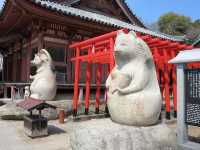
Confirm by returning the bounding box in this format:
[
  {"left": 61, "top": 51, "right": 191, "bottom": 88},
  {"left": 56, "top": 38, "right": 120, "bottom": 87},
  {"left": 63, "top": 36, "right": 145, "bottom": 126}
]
[
  {"left": 0, "top": 101, "right": 5, "bottom": 106},
  {"left": 189, "top": 136, "right": 200, "bottom": 143},
  {"left": 48, "top": 125, "right": 66, "bottom": 135}
]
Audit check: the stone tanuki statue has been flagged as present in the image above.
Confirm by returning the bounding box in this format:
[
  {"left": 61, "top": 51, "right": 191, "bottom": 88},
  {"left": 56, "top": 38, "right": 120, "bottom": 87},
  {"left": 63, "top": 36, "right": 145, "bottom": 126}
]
[
  {"left": 29, "top": 49, "right": 57, "bottom": 101},
  {"left": 106, "top": 30, "right": 162, "bottom": 126}
]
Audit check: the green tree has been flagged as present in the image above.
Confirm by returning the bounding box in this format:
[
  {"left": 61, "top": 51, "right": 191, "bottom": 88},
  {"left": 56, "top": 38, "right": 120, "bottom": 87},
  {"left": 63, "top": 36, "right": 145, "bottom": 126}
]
[
  {"left": 186, "top": 19, "right": 200, "bottom": 40},
  {"left": 158, "top": 12, "right": 192, "bottom": 35}
]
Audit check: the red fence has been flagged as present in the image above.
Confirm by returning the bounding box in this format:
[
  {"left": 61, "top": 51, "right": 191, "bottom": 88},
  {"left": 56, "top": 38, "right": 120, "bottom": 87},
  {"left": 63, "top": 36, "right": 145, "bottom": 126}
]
[{"left": 69, "top": 29, "right": 193, "bottom": 119}]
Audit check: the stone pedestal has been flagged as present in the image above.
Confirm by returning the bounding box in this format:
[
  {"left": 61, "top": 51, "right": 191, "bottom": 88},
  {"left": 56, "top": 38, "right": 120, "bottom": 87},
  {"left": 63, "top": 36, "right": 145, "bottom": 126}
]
[
  {"left": 69, "top": 119, "right": 177, "bottom": 150},
  {"left": 24, "top": 115, "right": 48, "bottom": 138}
]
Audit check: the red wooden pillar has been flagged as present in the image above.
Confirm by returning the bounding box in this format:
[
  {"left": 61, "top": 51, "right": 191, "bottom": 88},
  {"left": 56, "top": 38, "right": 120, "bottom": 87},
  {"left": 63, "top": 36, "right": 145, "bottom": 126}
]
[
  {"left": 85, "top": 48, "right": 92, "bottom": 115},
  {"left": 73, "top": 47, "right": 80, "bottom": 116},
  {"left": 104, "top": 64, "right": 110, "bottom": 114},
  {"left": 153, "top": 48, "right": 161, "bottom": 84},
  {"left": 104, "top": 63, "right": 111, "bottom": 115},
  {"left": 171, "top": 50, "right": 177, "bottom": 117},
  {"left": 109, "top": 37, "right": 115, "bottom": 70},
  {"left": 105, "top": 38, "right": 115, "bottom": 114},
  {"left": 85, "top": 61, "right": 91, "bottom": 115},
  {"left": 160, "top": 60, "right": 165, "bottom": 96},
  {"left": 152, "top": 48, "right": 162, "bottom": 120},
  {"left": 157, "top": 53, "right": 165, "bottom": 105},
  {"left": 163, "top": 50, "right": 171, "bottom": 119},
  {"left": 95, "top": 63, "right": 102, "bottom": 114}
]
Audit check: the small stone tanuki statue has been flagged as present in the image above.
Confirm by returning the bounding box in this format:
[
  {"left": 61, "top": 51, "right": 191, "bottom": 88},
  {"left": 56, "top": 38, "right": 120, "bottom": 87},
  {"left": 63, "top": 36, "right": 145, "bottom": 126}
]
[
  {"left": 29, "top": 49, "right": 57, "bottom": 101},
  {"left": 106, "top": 30, "right": 162, "bottom": 126}
]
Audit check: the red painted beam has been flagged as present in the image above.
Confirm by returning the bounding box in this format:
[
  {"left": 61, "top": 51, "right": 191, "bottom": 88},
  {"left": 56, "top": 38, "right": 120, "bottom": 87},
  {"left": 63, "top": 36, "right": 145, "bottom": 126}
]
[
  {"left": 140, "top": 35, "right": 152, "bottom": 41},
  {"left": 186, "top": 45, "right": 193, "bottom": 49},
  {"left": 168, "top": 42, "right": 180, "bottom": 48},
  {"left": 153, "top": 42, "right": 183, "bottom": 50},
  {"left": 69, "top": 29, "right": 127, "bottom": 49},
  {"left": 146, "top": 38, "right": 161, "bottom": 45},
  {"left": 180, "top": 44, "right": 193, "bottom": 50},
  {"left": 149, "top": 40, "right": 171, "bottom": 48},
  {"left": 177, "top": 44, "right": 187, "bottom": 50},
  {"left": 80, "top": 40, "right": 110, "bottom": 50}
]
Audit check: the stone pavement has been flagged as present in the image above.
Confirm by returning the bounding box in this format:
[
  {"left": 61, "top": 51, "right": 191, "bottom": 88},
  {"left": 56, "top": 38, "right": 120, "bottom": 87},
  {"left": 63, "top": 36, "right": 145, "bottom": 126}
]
[
  {"left": 0, "top": 121, "right": 31, "bottom": 150},
  {"left": 0, "top": 116, "right": 199, "bottom": 150},
  {"left": 0, "top": 119, "right": 72, "bottom": 150}
]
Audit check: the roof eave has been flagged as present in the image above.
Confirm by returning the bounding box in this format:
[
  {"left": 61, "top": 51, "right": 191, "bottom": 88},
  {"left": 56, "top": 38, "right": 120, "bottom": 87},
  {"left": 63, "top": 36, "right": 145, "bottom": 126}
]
[
  {"left": 192, "top": 36, "right": 200, "bottom": 46},
  {"left": 115, "top": 0, "right": 145, "bottom": 28},
  {"left": 0, "top": 0, "right": 10, "bottom": 21}
]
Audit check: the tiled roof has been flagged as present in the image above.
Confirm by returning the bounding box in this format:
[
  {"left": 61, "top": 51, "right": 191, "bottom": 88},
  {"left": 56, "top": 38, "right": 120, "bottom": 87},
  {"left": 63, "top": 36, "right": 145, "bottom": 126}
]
[
  {"left": 117, "top": 0, "right": 145, "bottom": 27},
  {"left": 0, "top": 0, "right": 6, "bottom": 18},
  {"left": 30, "top": 0, "right": 184, "bottom": 41},
  {"left": 1, "top": 0, "right": 185, "bottom": 42},
  {"left": 193, "top": 35, "right": 200, "bottom": 46},
  {"left": 17, "top": 97, "right": 56, "bottom": 111}
]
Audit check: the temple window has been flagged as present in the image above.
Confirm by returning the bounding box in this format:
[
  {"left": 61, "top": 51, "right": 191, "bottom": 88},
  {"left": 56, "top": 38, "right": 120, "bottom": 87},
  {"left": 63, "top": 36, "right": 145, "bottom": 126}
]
[
  {"left": 30, "top": 47, "right": 38, "bottom": 76},
  {"left": 46, "top": 46, "right": 65, "bottom": 62},
  {"left": 45, "top": 42, "right": 67, "bottom": 84}
]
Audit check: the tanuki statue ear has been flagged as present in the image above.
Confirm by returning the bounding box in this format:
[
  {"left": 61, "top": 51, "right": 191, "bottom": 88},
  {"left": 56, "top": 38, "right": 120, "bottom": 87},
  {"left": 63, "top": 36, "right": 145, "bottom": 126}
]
[
  {"left": 129, "top": 30, "right": 137, "bottom": 38},
  {"left": 39, "top": 49, "right": 52, "bottom": 63},
  {"left": 39, "top": 53, "right": 48, "bottom": 63},
  {"left": 43, "top": 56, "right": 49, "bottom": 62},
  {"left": 117, "top": 30, "right": 124, "bottom": 36}
]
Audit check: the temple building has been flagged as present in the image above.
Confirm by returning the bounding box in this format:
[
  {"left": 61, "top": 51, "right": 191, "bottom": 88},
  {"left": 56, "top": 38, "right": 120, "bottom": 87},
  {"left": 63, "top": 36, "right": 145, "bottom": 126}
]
[
  {"left": 0, "top": 0, "right": 185, "bottom": 97},
  {"left": 193, "top": 36, "right": 200, "bottom": 48}
]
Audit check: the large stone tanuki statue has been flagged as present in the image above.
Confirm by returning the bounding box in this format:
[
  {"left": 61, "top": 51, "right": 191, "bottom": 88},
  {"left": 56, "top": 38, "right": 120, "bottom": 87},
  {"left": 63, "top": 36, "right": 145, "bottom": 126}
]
[
  {"left": 29, "top": 49, "right": 57, "bottom": 101},
  {"left": 106, "top": 30, "right": 161, "bottom": 126}
]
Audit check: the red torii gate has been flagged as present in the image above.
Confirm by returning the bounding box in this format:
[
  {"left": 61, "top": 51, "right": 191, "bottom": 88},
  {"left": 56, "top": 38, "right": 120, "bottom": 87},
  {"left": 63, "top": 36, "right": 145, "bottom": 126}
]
[{"left": 69, "top": 29, "right": 193, "bottom": 119}]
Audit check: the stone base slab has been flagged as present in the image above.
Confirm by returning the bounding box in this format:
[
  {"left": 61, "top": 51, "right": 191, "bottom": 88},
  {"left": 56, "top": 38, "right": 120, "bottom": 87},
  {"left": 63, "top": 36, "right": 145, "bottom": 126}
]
[{"left": 69, "top": 118, "right": 177, "bottom": 150}]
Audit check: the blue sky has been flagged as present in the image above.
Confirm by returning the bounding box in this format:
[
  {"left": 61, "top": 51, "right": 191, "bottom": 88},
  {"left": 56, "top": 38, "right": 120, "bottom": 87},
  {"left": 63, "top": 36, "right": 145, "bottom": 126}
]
[
  {"left": 0, "top": 0, "right": 3, "bottom": 10},
  {"left": 0, "top": 0, "right": 199, "bottom": 25},
  {"left": 126, "top": 0, "right": 200, "bottom": 25}
]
